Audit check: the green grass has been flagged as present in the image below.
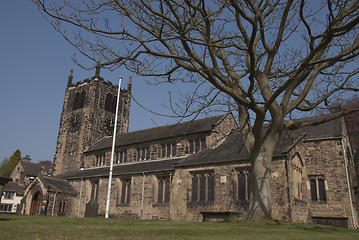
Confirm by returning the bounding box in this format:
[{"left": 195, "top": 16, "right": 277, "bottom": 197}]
[{"left": 0, "top": 215, "right": 358, "bottom": 240}]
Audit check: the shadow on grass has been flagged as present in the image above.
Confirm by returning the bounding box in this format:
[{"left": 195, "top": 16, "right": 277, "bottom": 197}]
[{"left": 0, "top": 218, "right": 11, "bottom": 221}]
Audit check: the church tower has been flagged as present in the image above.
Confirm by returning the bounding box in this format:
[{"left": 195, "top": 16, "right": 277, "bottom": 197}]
[{"left": 52, "top": 67, "right": 132, "bottom": 175}]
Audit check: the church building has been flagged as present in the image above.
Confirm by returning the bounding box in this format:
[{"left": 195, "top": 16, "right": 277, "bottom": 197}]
[{"left": 20, "top": 71, "right": 359, "bottom": 228}]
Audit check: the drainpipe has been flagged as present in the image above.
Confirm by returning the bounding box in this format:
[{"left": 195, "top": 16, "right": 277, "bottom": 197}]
[
  {"left": 140, "top": 172, "right": 145, "bottom": 219},
  {"left": 77, "top": 178, "right": 84, "bottom": 218},
  {"left": 284, "top": 156, "right": 292, "bottom": 222},
  {"left": 342, "top": 138, "right": 357, "bottom": 229},
  {"left": 169, "top": 173, "right": 173, "bottom": 220},
  {"left": 51, "top": 192, "right": 57, "bottom": 217}
]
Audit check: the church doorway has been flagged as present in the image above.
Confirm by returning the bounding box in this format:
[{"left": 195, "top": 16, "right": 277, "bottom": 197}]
[{"left": 30, "top": 191, "right": 42, "bottom": 216}]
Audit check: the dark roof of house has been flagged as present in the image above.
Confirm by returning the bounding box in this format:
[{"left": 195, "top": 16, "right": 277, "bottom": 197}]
[
  {"left": 59, "top": 158, "right": 183, "bottom": 180},
  {"left": 21, "top": 161, "right": 41, "bottom": 176},
  {"left": 3, "top": 182, "right": 25, "bottom": 195},
  {"left": 21, "top": 161, "right": 52, "bottom": 177},
  {"left": 0, "top": 176, "right": 11, "bottom": 185},
  {"left": 87, "top": 114, "right": 230, "bottom": 152},
  {"left": 176, "top": 116, "right": 344, "bottom": 167},
  {"left": 286, "top": 114, "right": 344, "bottom": 140},
  {"left": 38, "top": 175, "right": 77, "bottom": 195}
]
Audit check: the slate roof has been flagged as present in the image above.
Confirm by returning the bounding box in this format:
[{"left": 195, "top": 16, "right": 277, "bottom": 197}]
[
  {"left": 21, "top": 161, "right": 52, "bottom": 177},
  {"left": 21, "top": 161, "right": 42, "bottom": 177},
  {"left": 0, "top": 176, "right": 11, "bottom": 185},
  {"left": 59, "top": 158, "right": 183, "bottom": 180},
  {"left": 286, "top": 114, "right": 344, "bottom": 140},
  {"left": 176, "top": 116, "right": 344, "bottom": 167},
  {"left": 87, "top": 114, "right": 229, "bottom": 152},
  {"left": 3, "top": 182, "right": 25, "bottom": 195},
  {"left": 38, "top": 175, "right": 77, "bottom": 195}
]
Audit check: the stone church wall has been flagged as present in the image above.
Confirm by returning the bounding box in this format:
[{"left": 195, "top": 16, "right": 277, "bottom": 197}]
[
  {"left": 284, "top": 129, "right": 359, "bottom": 228},
  {"left": 90, "top": 174, "right": 173, "bottom": 220},
  {"left": 169, "top": 159, "right": 289, "bottom": 222},
  {"left": 302, "top": 138, "right": 358, "bottom": 228}
]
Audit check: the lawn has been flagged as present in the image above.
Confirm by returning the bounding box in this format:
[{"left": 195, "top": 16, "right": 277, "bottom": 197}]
[{"left": 0, "top": 215, "right": 358, "bottom": 240}]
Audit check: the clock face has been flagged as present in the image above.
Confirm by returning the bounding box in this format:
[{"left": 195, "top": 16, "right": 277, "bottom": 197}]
[
  {"left": 69, "top": 113, "right": 81, "bottom": 132},
  {"left": 104, "top": 117, "right": 115, "bottom": 135}
]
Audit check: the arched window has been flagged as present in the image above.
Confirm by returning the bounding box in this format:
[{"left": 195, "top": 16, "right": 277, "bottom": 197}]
[
  {"left": 237, "top": 169, "right": 251, "bottom": 201},
  {"left": 73, "top": 91, "right": 86, "bottom": 110},
  {"left": 79, "top": 90, "right": 86, "bottom": 108},
  {"left": 191, "top": 171, "right": 214, "bottom": 202},
  {"left": 73, "top": 92, "right": 81, "bottom": 110},
  {"left": 104, "top": 93, "right": 117, "bottom": 113},
  {"left": 112, "top": 96, "right": 117, "bottom": 113},
  {"left": 105, "top": 93, "right": 112, "bottom": 112},
  {"left": 292, "top": 154, "right": 303, "bottom": 199},
  {"left": 309, "top": 176, "right": 326, "bottom": 202}
]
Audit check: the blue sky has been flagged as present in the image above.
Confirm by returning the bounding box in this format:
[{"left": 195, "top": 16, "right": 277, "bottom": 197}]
[{"left": 0, "top": 1, "right": 190, "bottom": 163}]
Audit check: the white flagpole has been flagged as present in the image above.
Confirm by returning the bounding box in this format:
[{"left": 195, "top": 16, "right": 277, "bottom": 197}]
[{"left": 105, "top": 76, "right": 122, "bottom": 218}]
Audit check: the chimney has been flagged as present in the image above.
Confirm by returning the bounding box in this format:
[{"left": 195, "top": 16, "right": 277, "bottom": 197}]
[{"left": 22, "top": 155, "right": 31, "bottom": 162}]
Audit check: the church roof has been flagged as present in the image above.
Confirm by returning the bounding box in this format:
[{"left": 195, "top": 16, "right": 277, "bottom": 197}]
[
  {"left": 176, "top": 116, "right": 344, "bottom": 167},
  {"left": 87, "top": 114, "right": 231, "bottom": 152},
  {"left": 38, "top": 175, "right": 77, "bottom": 195},
  {"left": 59, "top": 158, "right": 182, "bottom": 180}
]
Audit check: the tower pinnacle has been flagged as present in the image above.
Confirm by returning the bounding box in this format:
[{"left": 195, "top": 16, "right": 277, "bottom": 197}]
[
  {"left": 67, "top": 69, "right": 73, "bottom": 87},
  {"left": 127, "top": 76, "right": 132, "bottom": 90}
]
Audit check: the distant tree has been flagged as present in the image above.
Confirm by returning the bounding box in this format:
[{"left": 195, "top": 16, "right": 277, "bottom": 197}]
[
  {"left": 0, "top": 149, "right": 22, "bottom": 177},
  {"left": 0, "top": 157, "right": 9, "bottom": 176},
  {"left": 33, "top": 0, "right": 359, "bottom": 219}
]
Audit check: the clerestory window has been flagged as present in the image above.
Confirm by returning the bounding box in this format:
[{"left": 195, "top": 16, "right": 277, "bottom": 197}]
[
  {"left": 161, "top": 143, "right": 177, "bottom": 158},
  {"left": 115, "top": 150, "right": 127, "bottom": 164},
  {"left": 185, "top": 138, "right": 207, "bottom": 154},
  {"left": 137, "top": 147, "right": 150, "bottom": 161},
  {"left": 95, "top": 154, "right": 106, "bottom": 166}
]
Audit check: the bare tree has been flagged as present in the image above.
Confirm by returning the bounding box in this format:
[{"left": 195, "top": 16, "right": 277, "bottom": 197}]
[{"left": 32, "top": 0, "right": 359, "bottom": 218}]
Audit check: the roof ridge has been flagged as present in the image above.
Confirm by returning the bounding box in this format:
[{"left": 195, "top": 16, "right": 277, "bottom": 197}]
[{"left": 121, "top": 114, "right": 226, "bottom": 135}]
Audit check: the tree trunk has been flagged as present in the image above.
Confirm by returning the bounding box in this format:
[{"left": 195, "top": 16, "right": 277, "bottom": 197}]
[{"left": 247, "top": 140, "right": 278, "bottom": 219}]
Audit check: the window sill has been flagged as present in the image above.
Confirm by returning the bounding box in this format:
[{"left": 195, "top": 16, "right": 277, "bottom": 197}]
[
  {"left": 116, "top": 203, "right": 130, "bottom": 207},
  {"left": 293, "top": 197, "right": 306, "bottom": 202},
  {"left": 311, "top": 200, "right": 327, "bottom": 203},
  {"left": 187, "top": 201, "right": 214, "bottom": 207},
  {"left": 234, "top": 199, "right": 250, "bottom": 205},
  {"left": 152, "top": 203, "right": 169, "bottom": 207}
]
